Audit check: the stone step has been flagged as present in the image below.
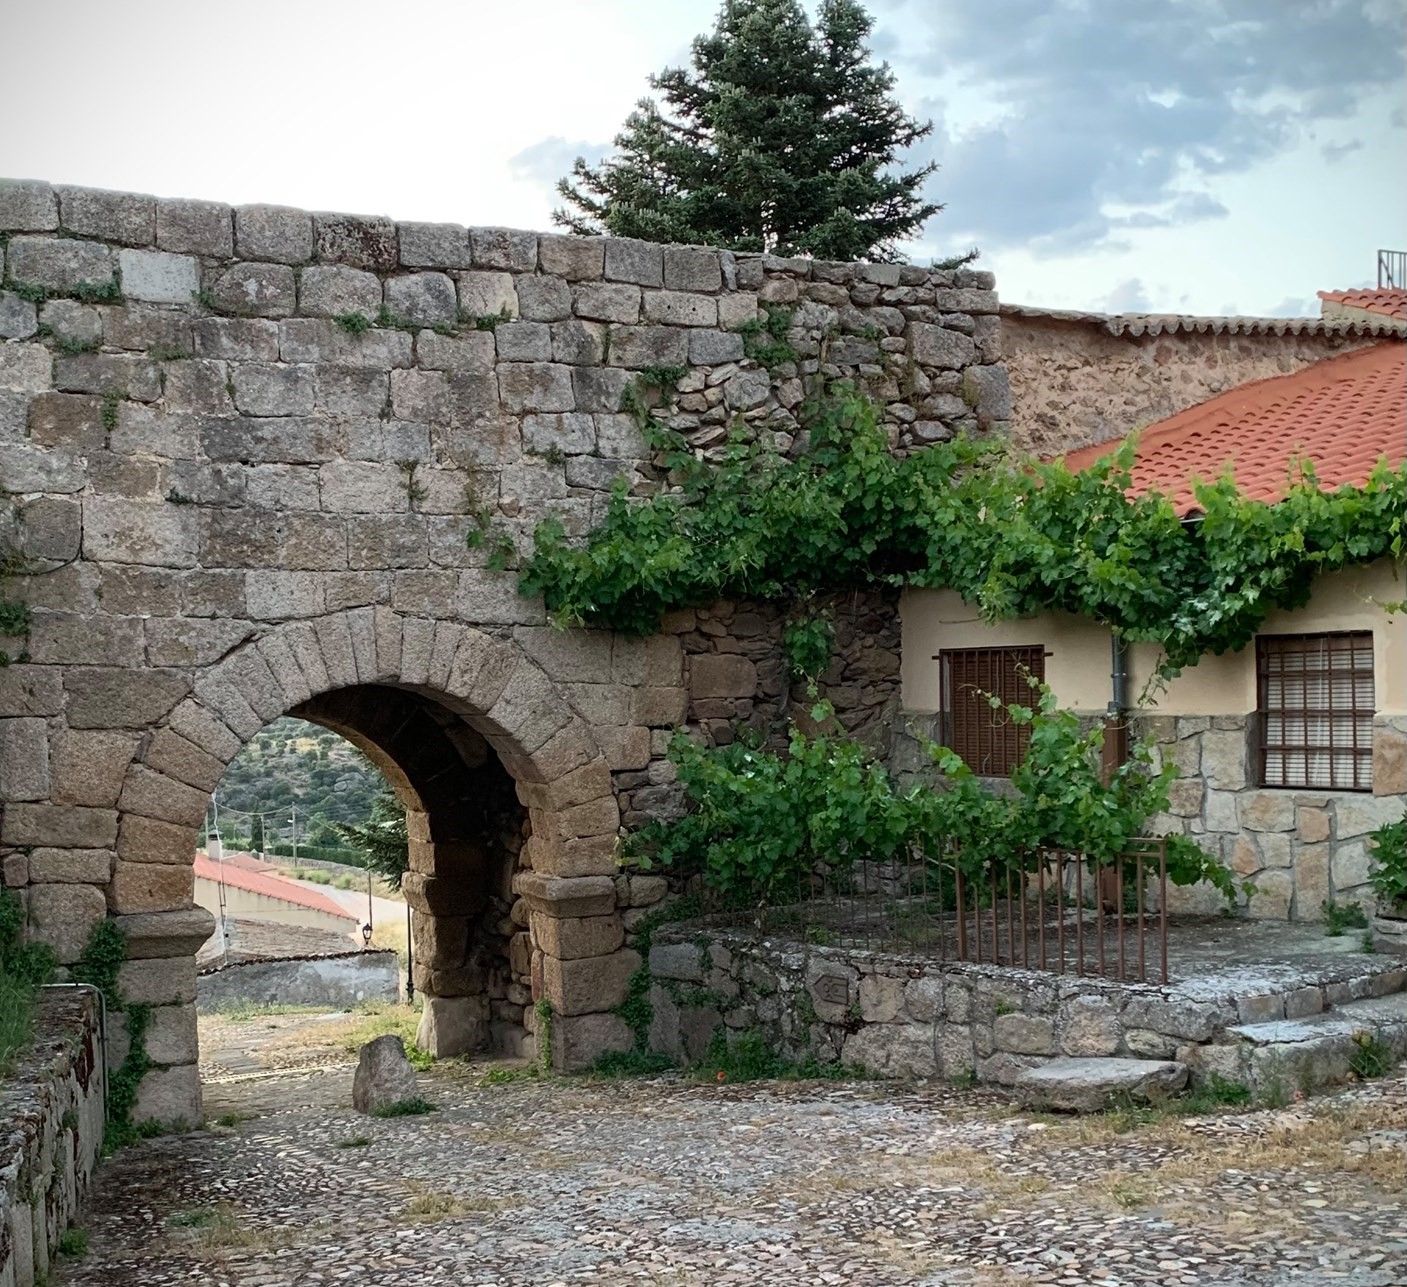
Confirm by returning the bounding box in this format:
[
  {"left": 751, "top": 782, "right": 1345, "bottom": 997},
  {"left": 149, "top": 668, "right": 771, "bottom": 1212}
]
[
  {"left": 1226, "top": 992, "right": 1407, "bottom": 1046},
  {"left": 1167, "top": 951, "right": 1407, "bottom": 1032},
  {"left": 1190, "top": 992, "right": 1407, "bottom": 1096},
  {"left": 1014, "top": 1056, "right": 1189, "bottom": 1113}
]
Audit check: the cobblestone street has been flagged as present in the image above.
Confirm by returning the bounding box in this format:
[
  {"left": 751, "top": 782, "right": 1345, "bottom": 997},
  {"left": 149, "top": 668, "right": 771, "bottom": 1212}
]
[{"left": 53, "top": 1011, "right": 1407, "bottom": 1287}]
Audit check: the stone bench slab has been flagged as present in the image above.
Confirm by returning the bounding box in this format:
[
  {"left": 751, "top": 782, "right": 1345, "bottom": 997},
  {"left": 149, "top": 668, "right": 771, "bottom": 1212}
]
[{"left": 1015, "top": 1057, "right": 1188, "bottom": 1113}]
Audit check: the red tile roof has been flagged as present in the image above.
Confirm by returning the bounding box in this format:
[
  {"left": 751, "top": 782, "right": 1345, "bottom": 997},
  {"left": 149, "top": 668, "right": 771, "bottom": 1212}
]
[
  {"left": 1062, "top": 343, "right": 1406, "bottom": 516},
  {"left": 1318, "top": 288, "right": 1407, "bottom": 321},
  {"left": 1002, "top": 302, "right": 1402, "bottom": 338},
  {"left": 194, "top": 851, "right": 356, "bottom": 921}
]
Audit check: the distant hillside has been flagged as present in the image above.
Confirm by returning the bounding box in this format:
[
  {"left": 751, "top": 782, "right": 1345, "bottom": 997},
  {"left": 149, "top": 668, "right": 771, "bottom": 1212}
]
[{"left": 213, "top": 717, "right": 387, "bottom": 850}]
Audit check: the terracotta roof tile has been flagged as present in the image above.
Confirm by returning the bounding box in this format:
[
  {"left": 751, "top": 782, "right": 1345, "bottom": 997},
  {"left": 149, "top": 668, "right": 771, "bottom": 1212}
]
[
  {"left": 1000, "top": 302, "right": 1403, "bottom": 338},
  {"left": 1318, "top": 288, "right": 1407, "bottom": 321},
  {"left": 1062, "top": 342, "right": 1406, "bottom": 516},
  {"left": 194, "top": 850, "right": 356, "bottom": 921}
]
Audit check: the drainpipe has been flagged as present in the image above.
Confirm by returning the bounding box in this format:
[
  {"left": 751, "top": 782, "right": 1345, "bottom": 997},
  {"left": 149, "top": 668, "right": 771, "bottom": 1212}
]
[
  {"left": 1099, "top": 632, "right": 1132, "bottom": 909},
  {"left": 1101, "top": 631, "right": 1131, "bottom": 781}
]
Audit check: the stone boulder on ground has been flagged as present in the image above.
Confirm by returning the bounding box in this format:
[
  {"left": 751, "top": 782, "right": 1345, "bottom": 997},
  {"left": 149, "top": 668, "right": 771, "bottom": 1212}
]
[
  {"left": 352, "top": 1034, "right": 418, "bottom": 1114},
  {"left": 1014, "top": 1057, "right": 1189, "bottom": 1113}
]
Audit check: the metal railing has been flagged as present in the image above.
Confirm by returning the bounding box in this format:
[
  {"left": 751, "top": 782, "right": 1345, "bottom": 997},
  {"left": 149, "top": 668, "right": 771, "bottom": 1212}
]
[
  {"left": 1379, "top": 249, "right": 1407, "bottom": 290},
  {"left": 698, "top": 838, "right": 1170, "bottom": 984}
]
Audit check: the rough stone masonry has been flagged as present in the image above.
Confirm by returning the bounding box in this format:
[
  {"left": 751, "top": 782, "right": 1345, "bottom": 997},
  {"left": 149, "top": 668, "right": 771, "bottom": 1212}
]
[{"left": 0, "top": 179, "right": 1010, "bottom": 1123}]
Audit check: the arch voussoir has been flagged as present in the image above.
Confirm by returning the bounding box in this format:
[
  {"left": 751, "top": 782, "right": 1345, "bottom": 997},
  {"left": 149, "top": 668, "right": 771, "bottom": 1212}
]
[
  {"left": 479, "top": 664, "right": 576, "bottom": 764},
  {"left": 284, "top": 621, "right": 333, "bottom": 695},
  {"left": 254, "top": 632, "right": 314, "bottom": 709},
  {"left": 143, "top": 727, "right": 226, "bottom": 795},
  {"left": 311, "top": 614, "right": 359, "bottom": 689}
]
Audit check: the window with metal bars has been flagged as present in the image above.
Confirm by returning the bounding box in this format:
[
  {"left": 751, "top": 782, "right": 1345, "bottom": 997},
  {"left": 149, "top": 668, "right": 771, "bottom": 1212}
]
[
  {"left": 1256, "top": 632, "right": 1375, "bottom": 792},
  {"left": 938, "top": 645, "right": 1046, "bottom": 776}
]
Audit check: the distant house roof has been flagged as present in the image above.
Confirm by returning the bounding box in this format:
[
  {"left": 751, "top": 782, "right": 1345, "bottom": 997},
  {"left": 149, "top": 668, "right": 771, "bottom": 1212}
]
[
  {"left": 1317, "top": 288, "right": 1407, "bottom": 322},
  {"left": 196, "top": 916, "right": 364, "bottom": 968},
  {"left": 193, "top": 850, "right": 356, "bottom": 922},
  {"left": 1000, "top": 302, "right": 1403, "bottom": 338},
  {"left": 1062, "top": 342, "right": 1406, "bottom": 516}
]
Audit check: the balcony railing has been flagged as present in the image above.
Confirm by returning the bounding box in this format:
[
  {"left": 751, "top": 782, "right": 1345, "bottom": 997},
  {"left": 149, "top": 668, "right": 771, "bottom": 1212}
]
[{"left": 1378, "top": 249, "right": 1407, "bottom": 290}]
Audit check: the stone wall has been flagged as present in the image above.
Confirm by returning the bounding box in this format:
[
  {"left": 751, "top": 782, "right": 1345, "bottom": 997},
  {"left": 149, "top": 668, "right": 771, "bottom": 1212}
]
[
  {"left": 646, "top": 926, "right": 1407, "bottom": 1091},
  {"left": 1000, "top": 307, "right": 1393, "bottom": 458},
  {"left": 1141, "top": 713, "right": 1407, "bottom": 919},
  {"left": 195, "top": 948, "right": 400, "bottom": 1012},
  {"left": 0, "top": 178, "right": 1004, "bottom": 1116},
  {"left": 0, "top": 987, "right": 105, "bottom": 1287}
]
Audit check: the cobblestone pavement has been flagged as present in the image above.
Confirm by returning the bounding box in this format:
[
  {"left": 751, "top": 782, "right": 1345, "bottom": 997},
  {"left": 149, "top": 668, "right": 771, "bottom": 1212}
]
[{"left": 55, "top": 1012, "right": 1407, "bottom": 1287}]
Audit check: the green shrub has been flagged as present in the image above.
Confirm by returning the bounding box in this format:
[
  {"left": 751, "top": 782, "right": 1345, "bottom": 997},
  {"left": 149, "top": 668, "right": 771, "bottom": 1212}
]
[
  {"left": 0, "top": 889, "right": 55, "bottom": 1076},
  {"left": 57, "top": 1227, "right": 89, "bottom": 1258},
  {"left": 1348, "top": 1031, "right": 1393, "bottom": 1080},
  {"left": 1367, "top": 815, "right": 1407, "bottom": 909},
  {"left": 631, "top": 682, "right": 1239, "bottom": 907}
]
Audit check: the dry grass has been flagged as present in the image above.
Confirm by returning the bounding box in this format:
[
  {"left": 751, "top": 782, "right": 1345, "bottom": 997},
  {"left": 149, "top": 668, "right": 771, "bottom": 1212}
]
[
  {"left": 166, "top": 1203, "right": 294, "bottom": 1255},
  {"left": 400, "top": 1185, "right": 517, "bottom": 1223},
  {"left": 1073, "top": 1099, "right": 1407, "bottom": 1216},
  {"left": 369, "top": 916, "right": 408, "bottom": 960}
]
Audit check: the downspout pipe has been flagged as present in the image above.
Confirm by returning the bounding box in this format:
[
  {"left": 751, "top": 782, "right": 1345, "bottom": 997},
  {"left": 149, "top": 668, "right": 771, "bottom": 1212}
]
[
  {"left": 1108, "top": 631, "right": 1130, "bottom": 721},
  {"left": 1102, "top": 631, "right": 1131, "bottom": 781}
]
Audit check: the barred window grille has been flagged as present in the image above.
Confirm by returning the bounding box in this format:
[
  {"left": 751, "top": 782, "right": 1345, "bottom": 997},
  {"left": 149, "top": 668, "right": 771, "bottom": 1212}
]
[
  {"left": 939, "top": 646, "right": 1046, "bottom": 776},
  {"left": 1257, "top": 633, "right": 1375, "bottom": 792}
]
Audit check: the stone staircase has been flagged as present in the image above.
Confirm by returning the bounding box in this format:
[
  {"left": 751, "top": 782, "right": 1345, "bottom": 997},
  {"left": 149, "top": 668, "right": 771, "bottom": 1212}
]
[
  {"left": 1017, "top": 946, "right": 1407, "bottom": 1111},
  {"left": 1191, "top": 991, "right": 1407, "bottom": 1096}
]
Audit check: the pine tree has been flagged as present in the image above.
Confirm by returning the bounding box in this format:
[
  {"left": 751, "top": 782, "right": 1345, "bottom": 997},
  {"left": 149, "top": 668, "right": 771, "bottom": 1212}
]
[
  {"left": 335, "top": 793, "right": 410, "bottom": 892},
  {"left": 556, "top": 0, "right": 938, "bottom": 262}
]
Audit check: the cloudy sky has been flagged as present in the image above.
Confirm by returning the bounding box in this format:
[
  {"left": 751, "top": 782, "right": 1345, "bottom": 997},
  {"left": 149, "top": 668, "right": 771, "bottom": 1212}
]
[{"left": 2, "top": 0, "right": 1402, "bottom": 315}]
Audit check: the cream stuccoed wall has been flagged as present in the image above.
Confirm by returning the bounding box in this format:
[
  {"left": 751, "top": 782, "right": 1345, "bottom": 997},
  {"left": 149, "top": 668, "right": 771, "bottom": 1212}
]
[
  {"left": 900, "top": 560, "right": 1407, "bottom": 718},
  {"left": 194, "top": 878, "right": 360, "bottom": 940}
]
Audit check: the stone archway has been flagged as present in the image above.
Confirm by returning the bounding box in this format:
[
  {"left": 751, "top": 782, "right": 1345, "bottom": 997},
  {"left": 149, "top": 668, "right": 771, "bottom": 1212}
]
[{"left": 108, "top": 608, "right": 635, "bottom": 1124}]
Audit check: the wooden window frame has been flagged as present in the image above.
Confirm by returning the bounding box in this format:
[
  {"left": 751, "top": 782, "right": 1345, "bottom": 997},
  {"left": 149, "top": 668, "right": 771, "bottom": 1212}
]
[
  {"left": 1255, "top": 631, "right": 1375, "bottom": 793},
  {"left": 937, "top": 645, "right": 1047, "bottom": 777}
]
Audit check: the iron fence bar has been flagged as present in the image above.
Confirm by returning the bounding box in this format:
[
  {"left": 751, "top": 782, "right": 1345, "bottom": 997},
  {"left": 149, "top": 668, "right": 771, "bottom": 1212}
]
[
  {"left": 1137, "top": 850, "right": 1147, "bottom": 984},
  {"left": 1116, "top": 860, "right": 1126, "bottom": 980},
  {"left": 1159, "top": 838, "right": 1169, "bottom": 985},
  {"left": 955, "top": 869, "right": 968, "bottom": 963},
  {"left": 1075, "top": 856, "right": 1085, "bottom": 976},
  {"left": 1019, "top": 857, "right": 1029, "bottom": 969},
  {"left": 1379, "top": 248, "right": 1407, "bottom": 289},
  {"left": 989, "top": 865, "right": 999, "bottom": 966},
  {"left": 1004, "top": 862, "right": 1014, "bottom": 970},
  {"left": 1037, "top": 860, "right": 1046, "bottom": 971}
]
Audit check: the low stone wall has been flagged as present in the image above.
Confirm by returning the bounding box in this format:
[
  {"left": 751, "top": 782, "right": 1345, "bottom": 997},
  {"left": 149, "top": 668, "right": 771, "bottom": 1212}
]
[
  {"left": 646, "top": 926, "right": 1405, "bottom": 1087},
  {"left": 0, "top": 987, "right": 105, "bottom": 1287},
  {"left": 195, "top": 948, "right": 400, "bottom": 1012}
]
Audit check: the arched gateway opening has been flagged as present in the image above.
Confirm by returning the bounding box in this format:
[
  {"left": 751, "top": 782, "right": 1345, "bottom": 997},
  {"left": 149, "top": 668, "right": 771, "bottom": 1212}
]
[
  {"left": 109, "top": 610, "right": 631, "bottom": 1125},
  {"left": 209, "top": 685, "right": 531, "bottom": 1054}
]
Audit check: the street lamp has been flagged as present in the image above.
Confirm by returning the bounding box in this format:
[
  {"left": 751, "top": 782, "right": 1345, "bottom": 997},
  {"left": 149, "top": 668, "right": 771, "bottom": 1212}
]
[{"left": 361, "top": 922, "right": 373, "bottom": 949}]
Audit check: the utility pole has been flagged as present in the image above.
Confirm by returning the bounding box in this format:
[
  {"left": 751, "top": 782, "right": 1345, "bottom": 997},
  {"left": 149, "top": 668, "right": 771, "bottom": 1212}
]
[{"left": 290, "top": 803, "right": 298, "bottom": 864}]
